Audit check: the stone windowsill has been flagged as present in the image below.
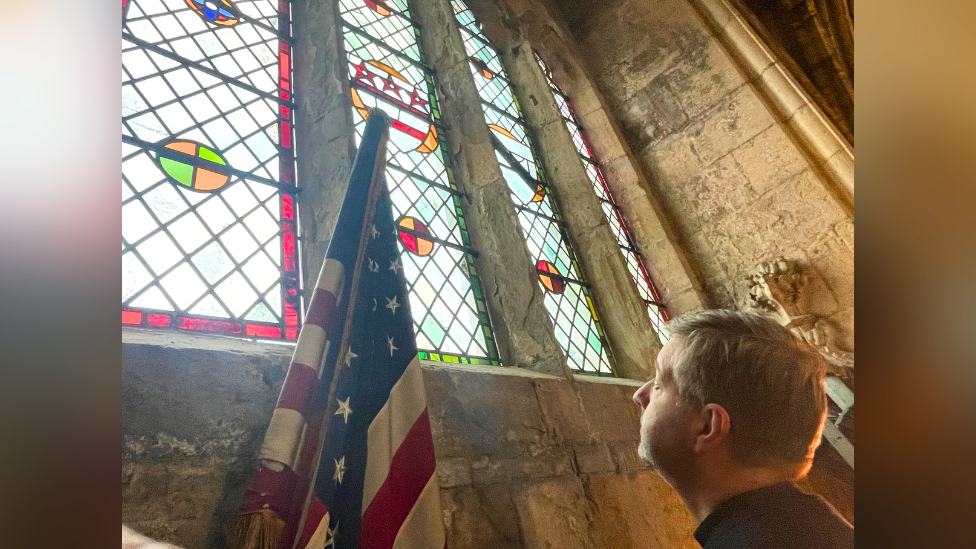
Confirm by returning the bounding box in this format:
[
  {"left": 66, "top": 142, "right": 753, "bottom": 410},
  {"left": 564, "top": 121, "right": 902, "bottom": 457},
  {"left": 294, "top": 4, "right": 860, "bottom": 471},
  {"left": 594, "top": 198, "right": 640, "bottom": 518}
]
[{"left": 122, "top": 327, "right": 645, "bottom": 387}]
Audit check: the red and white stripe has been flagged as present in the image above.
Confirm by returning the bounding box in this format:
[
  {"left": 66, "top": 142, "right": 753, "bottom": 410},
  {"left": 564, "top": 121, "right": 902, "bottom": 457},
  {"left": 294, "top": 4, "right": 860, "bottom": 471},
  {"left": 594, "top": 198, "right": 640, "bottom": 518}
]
[
  {"left": 238, "top": 258, "right": 344, "bottom": 544},
  {"left": 357, "top": 356, "right": 445, "bottom": 549}
]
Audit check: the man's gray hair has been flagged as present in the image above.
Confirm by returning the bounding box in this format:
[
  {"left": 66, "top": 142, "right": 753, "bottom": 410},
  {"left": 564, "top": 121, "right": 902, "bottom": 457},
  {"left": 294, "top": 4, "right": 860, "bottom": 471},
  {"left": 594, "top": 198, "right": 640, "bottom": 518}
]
[{"left": 666, "top": 309, "right": 828, "bottom": 467}]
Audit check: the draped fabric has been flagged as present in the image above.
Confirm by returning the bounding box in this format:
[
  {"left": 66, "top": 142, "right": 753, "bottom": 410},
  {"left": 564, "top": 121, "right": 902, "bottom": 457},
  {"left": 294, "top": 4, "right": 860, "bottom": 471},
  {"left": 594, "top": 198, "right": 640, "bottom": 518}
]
[{"left": 232, "top": 109, "right": 445, "bottom": 549}]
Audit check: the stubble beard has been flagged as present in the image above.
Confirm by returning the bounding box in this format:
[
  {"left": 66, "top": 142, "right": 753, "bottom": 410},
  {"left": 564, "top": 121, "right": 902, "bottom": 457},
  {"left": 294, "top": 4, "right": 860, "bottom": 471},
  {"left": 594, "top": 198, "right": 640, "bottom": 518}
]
[{"left": 637, "top": 422, "right": 658, "bottom": 467}]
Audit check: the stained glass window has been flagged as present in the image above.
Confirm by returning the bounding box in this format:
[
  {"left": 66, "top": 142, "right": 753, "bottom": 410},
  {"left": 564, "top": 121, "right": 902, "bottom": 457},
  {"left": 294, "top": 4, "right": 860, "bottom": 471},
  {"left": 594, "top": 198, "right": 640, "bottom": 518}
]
[
  {"left": 451, "top": 0, "right": 615, "bottom": 375},
  {"left": 339, "top": 0, "right": 500, "bottom": 365},
  {"left": 122, "top": 0, "right": 301, "bottom": 340},
  {"left": 536, "top": 55, "right": 670, "bottom": 344}
]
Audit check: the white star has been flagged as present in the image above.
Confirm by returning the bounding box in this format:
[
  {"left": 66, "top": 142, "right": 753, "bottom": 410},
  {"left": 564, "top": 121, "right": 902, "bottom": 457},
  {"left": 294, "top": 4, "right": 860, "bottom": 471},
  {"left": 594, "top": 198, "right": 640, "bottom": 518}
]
[
  {"left": 324, "top": 521, "right": 338, "bottom": 548},
  {"left": 333, "top": 456, "right": 346, "bottom": 484},
  {"left": 385, "top": 295, "right": 400, "bottom": 315},
  {"left": 371, "top": 224, "right": 379, "bottom": 240},
  {"left": 387, "top": 336, "right": 398, "bottom": 356},
  {"left": 334, "top": 397, "right": 353, "bottom": 423},
  {"left": 343, "top": 348, "right": 358, "bottom": 367},
  {"left": 389, "top": 258, "right": 402, "bottom": 274},
  {"left": 367, "top": 257, "right": 379, "bottom": 272}
]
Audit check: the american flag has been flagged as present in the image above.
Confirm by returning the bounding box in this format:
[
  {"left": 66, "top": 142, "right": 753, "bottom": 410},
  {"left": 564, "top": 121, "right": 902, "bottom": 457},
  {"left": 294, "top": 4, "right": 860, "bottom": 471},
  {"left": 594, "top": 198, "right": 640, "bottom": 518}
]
[{"left": 232, "top": 109, "right": 445, "bottom": 549}]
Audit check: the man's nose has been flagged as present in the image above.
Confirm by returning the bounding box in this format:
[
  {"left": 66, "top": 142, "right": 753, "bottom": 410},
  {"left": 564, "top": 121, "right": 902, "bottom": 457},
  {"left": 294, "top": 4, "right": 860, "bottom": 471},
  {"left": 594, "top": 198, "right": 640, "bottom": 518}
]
[{"left": 633, "top": 381, "right": 651, "bottom": 409}]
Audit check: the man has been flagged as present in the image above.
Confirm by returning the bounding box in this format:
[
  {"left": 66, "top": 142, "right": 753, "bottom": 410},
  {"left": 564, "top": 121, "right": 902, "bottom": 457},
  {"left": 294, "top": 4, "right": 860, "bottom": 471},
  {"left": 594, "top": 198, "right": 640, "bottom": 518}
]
[{"left": 633, "top": 310, "right": 853, "bottom": 549}]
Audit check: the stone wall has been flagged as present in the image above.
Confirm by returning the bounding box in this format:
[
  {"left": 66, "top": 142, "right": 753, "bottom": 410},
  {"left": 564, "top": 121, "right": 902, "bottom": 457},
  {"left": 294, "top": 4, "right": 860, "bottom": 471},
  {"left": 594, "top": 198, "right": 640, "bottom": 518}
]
[
  {"left": 536, "top": 0, "right": 854, "bottom": 350},
  {"left": 122, "top": 332, "right": 699, "bottom": 549},
  {"left": 123, "top": 331, "right": 852, "bottom": 549}
]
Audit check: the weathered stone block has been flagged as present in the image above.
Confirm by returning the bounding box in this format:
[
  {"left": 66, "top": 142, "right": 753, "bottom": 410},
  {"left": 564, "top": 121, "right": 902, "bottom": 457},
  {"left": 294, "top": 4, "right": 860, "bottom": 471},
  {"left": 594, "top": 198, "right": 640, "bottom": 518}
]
[
  {"left": 515, "top": 476, "right": 597, "bottom": 549},
  {"left": 617, "top": 75, "right": 690, "bottom": 152},
  {"left": 646, "top": 133, "right": 704, "bottom": 187},
  {"left": 763, "top": 169, "right": 848, "bottom": 247},
  {"left": 584, "top": 471, "right": 699, "bottom": 549},
  {"left": 532, "top": 377, "right": 590, "bottom": 442},
  {"left": 684, "top": 154, "right": 757, "bottom": 225},
  {"left": 665, "top": 37, "right": 745, "bottom": 120},
  {"left": 608, "top": 440, "right": 649, "bottom": 474},
  {"left": 424, "top": 368, "right": 549, "bottom": 458},
  {"left": 123, "top": 341, "right": 288, "bottom": 460},
  {"left": 732, "top": 123, "right": 809, "bottom": 197},
  {"left": 436, "top": 456, "right": 473, "bottom": 488},
  {"left": 122, "top": 457, "right": 229, "bottom": 549},
  {"left": 690, "top": 84, "right": 774, "bottom": 165},
  {"left": 573, "top": 442, "right": 616, "bottom": 474},
  {"left": 441, "top": 486, "right": 525, "bottom": 549},
  {"left": 577, "top": 381, "right": 642, "bottom": 443}
]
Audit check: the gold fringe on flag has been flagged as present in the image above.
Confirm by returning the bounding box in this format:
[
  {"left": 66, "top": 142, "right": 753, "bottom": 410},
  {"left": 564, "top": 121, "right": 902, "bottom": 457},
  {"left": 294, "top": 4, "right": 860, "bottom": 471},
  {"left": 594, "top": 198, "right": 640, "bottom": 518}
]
[{"left": 227, "top": 509, "right": 285, "bottom": 549}]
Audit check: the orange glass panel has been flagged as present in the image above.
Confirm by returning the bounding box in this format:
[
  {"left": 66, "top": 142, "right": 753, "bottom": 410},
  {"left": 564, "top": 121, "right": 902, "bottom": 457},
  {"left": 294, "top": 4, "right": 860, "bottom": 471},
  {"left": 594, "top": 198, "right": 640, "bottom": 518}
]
[
  {"left": 416, "top": 238, "right": 434, "bottom": 256},
  {"left": 194, "top": 169, "right": 229, "bottom": 191},
  {"left": 532, "top": 185, "right": 546, "bottom": 202},
  {"left": 416, "top": 125, "right": 439, "bottom": 154},
  {"left": 350, "top": 89, "right": 369, "bottom": 120},
  {"left": 165, "top": 141, "right": 197, "bottom": 155},
  {"left": 488, "top": 124, "right": 518, "bottom": 142},
  {"left": 367, "top": 60, "right": 408, "bottom": 83}
]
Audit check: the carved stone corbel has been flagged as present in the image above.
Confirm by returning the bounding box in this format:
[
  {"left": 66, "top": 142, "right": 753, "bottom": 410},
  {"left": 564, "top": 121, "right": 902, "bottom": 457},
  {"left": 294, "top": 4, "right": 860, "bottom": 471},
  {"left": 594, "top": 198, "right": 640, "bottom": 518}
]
[{"left": 741, "top": 257, "right": 854, "bottom": 373}]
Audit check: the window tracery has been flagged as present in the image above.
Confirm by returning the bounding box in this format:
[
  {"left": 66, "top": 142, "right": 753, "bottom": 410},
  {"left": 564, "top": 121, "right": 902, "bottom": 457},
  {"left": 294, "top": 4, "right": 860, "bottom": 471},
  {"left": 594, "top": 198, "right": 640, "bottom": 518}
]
[
  {"left": 536, "top": 54, "right": 670, "bottom": 343},
  {"left": 451, "top": 0, "right": 616, "bottom": 374}
]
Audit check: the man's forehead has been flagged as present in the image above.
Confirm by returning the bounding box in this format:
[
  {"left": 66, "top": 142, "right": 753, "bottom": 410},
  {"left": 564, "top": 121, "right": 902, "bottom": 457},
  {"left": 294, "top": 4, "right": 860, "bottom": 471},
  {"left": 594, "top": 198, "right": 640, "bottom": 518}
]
[{"left": 656, "top": 337, "right": 682, "bottom": 378}]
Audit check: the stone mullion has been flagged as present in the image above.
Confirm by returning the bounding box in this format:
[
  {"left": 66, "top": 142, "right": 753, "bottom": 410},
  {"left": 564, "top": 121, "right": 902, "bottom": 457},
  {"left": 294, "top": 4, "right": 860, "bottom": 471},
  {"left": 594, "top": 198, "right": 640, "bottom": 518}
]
[
  {"left": 497, "top": 39, "right": 663, "bottom": 380},
  {"left": 292, "top": 0, "right": 359, "bottom": 297},
  {"left": 410, "top": 0, "right": 570, "bottom": 377}
]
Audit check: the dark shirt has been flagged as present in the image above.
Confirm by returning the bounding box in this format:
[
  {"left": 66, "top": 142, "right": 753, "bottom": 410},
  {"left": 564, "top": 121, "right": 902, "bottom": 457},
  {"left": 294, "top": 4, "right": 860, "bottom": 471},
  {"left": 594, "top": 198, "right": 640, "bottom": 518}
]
[{"left": 694, "top": 481, "right": 854, "bottom": 549}]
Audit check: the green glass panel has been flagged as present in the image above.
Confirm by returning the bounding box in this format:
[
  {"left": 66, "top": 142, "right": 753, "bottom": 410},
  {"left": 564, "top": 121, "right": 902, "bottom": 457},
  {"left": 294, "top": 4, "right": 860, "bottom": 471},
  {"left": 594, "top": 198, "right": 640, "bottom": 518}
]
[
  {"left": 587, "top": 332, "right": 603, "bottom": 354},
  {"left": 160, "top": 157, "right": 194, "bottom": 187},
  {"left": 198, "top": 146, "right": 226, "bottom": 165}
]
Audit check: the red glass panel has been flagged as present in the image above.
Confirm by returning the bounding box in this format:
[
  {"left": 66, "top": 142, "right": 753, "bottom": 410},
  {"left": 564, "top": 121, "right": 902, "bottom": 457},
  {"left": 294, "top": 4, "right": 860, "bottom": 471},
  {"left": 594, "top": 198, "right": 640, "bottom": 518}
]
[
  {"left": 122, "top": 310, "right": 142, "bottom": 325},
  {"left": 282, "top": 221, "right": 296, "bottom": 272},
  {"left": 281, "top": 194, "right": 295, "bottom": 220},
  {"left": 178, "top": 317, "right": 242, "bottom": 335},
  {"left": 286, "top": 328, "right": 298, "bottom": 340},
  {"left": 284, "top": 301, "right": 299, "bottom": 327},
  {"left": 147, "top": 314, "right": 172, "bottom": 327},
  {"left": 281, "top": 121, "right": 292, "bottom": 148},
  {"left": 279, "top": 50, "right": 290, "bottom": 81},
  {"left": 246, "top": 323, "right": 283, "bottom": 338}
]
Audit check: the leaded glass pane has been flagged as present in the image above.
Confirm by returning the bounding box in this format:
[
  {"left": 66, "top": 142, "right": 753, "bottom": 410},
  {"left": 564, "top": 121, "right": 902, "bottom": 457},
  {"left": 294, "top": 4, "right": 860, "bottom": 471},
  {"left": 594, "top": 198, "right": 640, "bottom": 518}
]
[
  {"left": 122, "top": 0, "right": 300, "bottom": 339},
  {"left": 340, "top": 0, "right": 499, "bottom": 365},
  {"left": 451, "top": 0, "right": 615, "bottom": 374}
]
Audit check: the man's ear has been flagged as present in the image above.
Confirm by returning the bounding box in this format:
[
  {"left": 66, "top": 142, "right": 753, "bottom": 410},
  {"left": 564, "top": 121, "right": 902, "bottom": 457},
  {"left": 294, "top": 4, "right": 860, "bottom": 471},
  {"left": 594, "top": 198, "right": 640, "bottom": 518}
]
[{"left": 693, "top": 403, "right": 730, "bottom": 453}]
